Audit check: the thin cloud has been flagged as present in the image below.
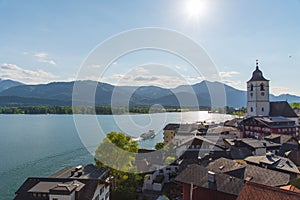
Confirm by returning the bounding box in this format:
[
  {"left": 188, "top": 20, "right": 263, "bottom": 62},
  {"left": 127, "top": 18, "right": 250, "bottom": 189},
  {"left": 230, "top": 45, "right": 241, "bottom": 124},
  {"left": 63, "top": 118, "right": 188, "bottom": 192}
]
[
  {"left": 0, "top": 63, "right": 58, "bottom": 84},
  {"left": 219, "top": 71, "right": 240, "bottom": 78},
  {"left": 88, "top": 64, "right": 102, "bottom": 69},
  {"left": 134, "top": 66, "right": 150, "bottom": 75},
  {"left": 24, "top": 51, "right": 57, "bottom": 66},
  {"left": 271, "top": 86, "right": 300, "bottom": 96},
  {"left": 133, "top": 76, "right": 159, "bottom": 82},
  {"left": 101, "top": 74, "right": 189, "bottom": 88},
  {"left": 34, "top": 52, "right": 48, "bottom": 59}
]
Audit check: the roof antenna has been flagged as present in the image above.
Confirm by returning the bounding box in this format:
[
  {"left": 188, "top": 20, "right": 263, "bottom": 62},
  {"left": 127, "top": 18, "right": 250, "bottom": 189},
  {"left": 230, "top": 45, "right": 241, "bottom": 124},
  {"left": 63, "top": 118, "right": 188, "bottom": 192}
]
[{"left": 256, "top": 59, "right": 259, "bottom": 70}]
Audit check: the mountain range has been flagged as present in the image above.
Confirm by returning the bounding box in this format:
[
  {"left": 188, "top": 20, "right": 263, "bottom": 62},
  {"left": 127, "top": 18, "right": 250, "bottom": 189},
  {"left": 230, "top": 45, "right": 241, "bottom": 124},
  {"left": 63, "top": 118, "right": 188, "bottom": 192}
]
[
  {"left": 0, "top": 79, "right": 299, "bottom": 108},
  {"left": 0, "top": 79, "right": 23, "bottom": 92}
]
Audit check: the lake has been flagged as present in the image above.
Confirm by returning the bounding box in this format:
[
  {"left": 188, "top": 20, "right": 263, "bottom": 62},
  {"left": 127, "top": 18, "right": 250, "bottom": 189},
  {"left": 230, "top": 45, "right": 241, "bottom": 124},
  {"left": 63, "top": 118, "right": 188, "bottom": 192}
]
[{"left": 0, "top": 111, "right": 233, "bottom": 199}]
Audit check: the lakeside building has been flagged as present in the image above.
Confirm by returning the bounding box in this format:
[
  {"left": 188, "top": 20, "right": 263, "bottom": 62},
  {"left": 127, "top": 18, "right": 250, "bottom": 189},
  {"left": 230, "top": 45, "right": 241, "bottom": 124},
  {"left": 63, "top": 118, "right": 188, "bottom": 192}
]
[
  {"left": 223, "top": 137, "right": 281, "bottom": 159},
  {"left": 175, "top": 164, "right": 244, "bottom": 200},
  {"left": 174, "top": 157, "right": 300, "bottom": 200},
  {"left": 245, "top": 153, "right": 300, "bottom": 179},
  {"left": 242, "top": 61, "right": 298, "bottom": 138},
  {"left": 237, "top": 181, "right": 300, "bottom": 200},
  {"left": 163, "top": 122, "right": 210, "bottom": 144},
  {"left": 14, "top": 164, "right": 111, "bottom": 200},
  {"left": 207, "top": 157, "right": 291, "bottom": 187}
]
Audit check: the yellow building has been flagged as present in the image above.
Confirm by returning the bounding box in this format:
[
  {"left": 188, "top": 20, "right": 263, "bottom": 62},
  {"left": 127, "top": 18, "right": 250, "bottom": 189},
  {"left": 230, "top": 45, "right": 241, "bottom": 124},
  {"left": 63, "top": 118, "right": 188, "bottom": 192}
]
[
  {"left": 163, "top": 123, "right": 206, "bottom": 144},
  {"left": 163, "top": 123, "right": 179, "bottom": 144}
]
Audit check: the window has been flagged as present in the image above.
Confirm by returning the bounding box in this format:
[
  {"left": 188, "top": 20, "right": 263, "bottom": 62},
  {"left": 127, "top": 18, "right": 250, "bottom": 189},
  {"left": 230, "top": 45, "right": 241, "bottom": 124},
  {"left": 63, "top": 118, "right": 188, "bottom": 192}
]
[
  {"left": 250, "top": 84, "right": 254, "bottom": 91},
  {"left": 100, "top": 187, "right": 104, "bottom": 195},
  {"left": 262, "top": 107, "right": 264, "bottom": 112},
  {"left": 250, "top": 93, "right": 253, "bottom": 97},
  {"left": 105, "top": 192, "right": 110, "bottom": 200},
  {"left": 251, "top": 107, "right": 253, "bottom": 112},
  {"left": 261, "top": 92, "right": 265, "bottom": 96},
  {"left": 260, "top": 83, "right": 265, "bottom": 91}
]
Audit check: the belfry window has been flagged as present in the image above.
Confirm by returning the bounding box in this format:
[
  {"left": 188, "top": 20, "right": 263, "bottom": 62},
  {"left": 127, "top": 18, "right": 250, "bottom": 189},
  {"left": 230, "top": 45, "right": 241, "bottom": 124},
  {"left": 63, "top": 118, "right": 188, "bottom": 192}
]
[
  {"left": 260, "top": 83, "right": 265, "bottom": 91},
  {"left": 262, "top": 107, "right": 264, "bottom": 112},
  {"left": 251, "top": 107, "right": 253, "bottom": 112},
  {"left": 250, "top": 84, "right": 254, "bottom": 91}
]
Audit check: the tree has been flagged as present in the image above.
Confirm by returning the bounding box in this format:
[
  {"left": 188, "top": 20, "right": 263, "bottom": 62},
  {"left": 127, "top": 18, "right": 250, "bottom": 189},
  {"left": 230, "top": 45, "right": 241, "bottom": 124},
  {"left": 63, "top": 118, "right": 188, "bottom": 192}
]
[
  {"left": 95, "top": 132, "right": 138, "bottom": 171},
  {"left": 290, "top": 102, "right": 300, "bottom": 109},
  {"left": 155, "top": 142, "right": 164, "bottom": 150},
  {"left": 94, "top": 132, "right": 142, "bottom": 200}
]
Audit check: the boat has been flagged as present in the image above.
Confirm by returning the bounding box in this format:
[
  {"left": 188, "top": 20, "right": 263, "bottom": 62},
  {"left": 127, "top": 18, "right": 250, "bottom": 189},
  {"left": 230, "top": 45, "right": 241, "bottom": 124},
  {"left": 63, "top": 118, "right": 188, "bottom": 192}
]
[{"left": 140, "top": 130, "right": 155, "bottom": 139}]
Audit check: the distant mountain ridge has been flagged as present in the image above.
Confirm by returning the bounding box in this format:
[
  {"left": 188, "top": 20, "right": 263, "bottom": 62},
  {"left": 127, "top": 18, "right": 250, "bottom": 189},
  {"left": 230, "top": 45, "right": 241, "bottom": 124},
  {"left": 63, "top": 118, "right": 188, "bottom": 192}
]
[
  {"left": 0, "top": 79, "right": 299, "bottom": 108},
  {"left": 0, "top": 79, "right": 24, "bottom": 92}
]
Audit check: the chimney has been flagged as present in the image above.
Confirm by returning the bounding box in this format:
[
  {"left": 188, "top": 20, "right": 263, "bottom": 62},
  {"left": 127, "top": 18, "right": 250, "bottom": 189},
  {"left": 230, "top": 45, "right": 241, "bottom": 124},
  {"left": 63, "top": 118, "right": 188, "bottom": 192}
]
[
  {"left": 77, "top": 170, "right": 83, "bottom": 177},
  {"left": 75, "top": 165, "right": 83, "bottom": 171},
  {"left": 208, "top": 171, "right": 215, "bottom": 183},
  {"left": 266, "top": 152, "right": 273, "bottom": 159},
  {"left": 71, "top": 170, "right": 75, "bottom": 177}
]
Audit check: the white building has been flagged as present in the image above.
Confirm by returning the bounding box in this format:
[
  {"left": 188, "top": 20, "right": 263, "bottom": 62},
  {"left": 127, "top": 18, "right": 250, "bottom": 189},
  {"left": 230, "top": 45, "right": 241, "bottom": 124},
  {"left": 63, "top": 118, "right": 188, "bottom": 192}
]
[
  {"left": 247, "top": 60, "right": 270, "bottom": 117},
  {"left": 14, "top": 164, "right": 111, "bottom": 200}
]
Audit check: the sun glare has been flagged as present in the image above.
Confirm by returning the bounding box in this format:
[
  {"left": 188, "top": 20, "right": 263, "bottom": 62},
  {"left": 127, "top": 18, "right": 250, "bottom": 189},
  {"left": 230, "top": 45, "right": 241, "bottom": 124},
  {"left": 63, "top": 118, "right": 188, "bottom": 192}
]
[{"left": 185, "top": 0, "right": 207, "bottom": 20}]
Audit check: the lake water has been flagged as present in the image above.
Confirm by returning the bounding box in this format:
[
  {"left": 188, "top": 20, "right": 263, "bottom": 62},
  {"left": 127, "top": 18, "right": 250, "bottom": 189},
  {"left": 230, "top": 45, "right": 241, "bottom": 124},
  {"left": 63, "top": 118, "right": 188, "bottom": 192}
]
[{"left": 0, "top": 112, "right": 233, "bottom": 199}]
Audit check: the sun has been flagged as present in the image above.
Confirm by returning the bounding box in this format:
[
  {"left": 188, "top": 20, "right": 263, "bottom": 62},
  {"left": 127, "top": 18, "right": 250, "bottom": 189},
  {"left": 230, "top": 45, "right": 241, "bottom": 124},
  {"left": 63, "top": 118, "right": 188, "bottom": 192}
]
[{"left": 185, "top": 0, "right": 207, "bottom": 19}]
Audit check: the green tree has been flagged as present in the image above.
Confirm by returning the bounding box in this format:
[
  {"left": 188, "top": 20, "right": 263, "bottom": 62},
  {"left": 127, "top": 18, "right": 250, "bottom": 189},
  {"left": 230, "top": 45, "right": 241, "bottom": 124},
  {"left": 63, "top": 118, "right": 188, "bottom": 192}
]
[
  {"left": 94, "top": 132, "right": 142, "bottom": 200},
  {"left": 95, "top": 132, "right": 138, "bottom": 171},
  {"left": 290, "top": 102, "right": 300, "bottom": 109},
  {"left": 155, "top": 142, "right": 164, "bottom": 150}
]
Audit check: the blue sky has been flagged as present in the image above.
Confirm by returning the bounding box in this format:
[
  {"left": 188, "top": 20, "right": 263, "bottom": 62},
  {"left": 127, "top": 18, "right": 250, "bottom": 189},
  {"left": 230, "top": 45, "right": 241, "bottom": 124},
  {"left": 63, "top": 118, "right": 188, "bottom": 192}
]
[{"left": 0, "top": 0, "right": 299, "bottom": 95}]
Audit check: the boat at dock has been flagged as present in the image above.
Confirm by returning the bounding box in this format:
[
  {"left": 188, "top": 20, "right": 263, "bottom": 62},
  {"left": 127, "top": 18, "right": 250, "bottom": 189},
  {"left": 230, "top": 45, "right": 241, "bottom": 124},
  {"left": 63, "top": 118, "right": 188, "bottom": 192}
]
[{"left": 140, "top": 130, "right": 156, "bottom": 139}]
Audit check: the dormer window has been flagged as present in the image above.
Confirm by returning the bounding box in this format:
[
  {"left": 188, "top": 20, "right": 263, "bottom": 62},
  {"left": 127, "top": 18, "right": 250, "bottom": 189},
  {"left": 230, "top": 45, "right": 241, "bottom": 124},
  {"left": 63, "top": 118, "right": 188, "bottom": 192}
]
[{"left": 260, "top": 83, "right": 265, "bottom": 91}]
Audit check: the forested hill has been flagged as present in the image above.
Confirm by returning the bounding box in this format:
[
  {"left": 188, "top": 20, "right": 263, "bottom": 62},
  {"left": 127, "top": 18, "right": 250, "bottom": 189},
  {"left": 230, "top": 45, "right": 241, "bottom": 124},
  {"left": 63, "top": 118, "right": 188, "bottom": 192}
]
[
  {"left": 0, "top": 79, "right": 23, "bottom": 92},
  {"left": 0, "top": 80, "right": 299, "bottom": 108}
]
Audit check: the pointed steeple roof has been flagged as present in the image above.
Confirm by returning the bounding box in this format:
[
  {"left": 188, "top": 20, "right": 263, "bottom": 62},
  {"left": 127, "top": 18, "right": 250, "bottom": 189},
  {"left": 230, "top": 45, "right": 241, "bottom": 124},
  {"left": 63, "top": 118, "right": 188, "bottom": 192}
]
[{"left": 247, "top": 60, "right": 269, "bottom": 82}]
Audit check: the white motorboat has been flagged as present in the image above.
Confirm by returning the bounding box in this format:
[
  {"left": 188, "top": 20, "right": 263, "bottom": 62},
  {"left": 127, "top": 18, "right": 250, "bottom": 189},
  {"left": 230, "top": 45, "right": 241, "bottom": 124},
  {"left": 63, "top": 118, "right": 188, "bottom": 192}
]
[{"left": 140, "top": 130, "right": 155, "bottom": 139}]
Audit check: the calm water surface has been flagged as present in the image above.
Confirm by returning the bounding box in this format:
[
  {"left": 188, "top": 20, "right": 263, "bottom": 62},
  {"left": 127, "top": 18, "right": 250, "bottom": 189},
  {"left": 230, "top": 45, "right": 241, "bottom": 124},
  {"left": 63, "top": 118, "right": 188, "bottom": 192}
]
[{"left": 0, "top": 112, "right": 233, "bottom": 199}]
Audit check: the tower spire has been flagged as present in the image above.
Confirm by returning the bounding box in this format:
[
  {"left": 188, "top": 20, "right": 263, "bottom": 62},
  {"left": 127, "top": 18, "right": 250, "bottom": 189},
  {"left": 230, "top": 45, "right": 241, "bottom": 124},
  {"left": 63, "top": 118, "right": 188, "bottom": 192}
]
[{"left": 256, "top": 59, "right": 259, "bottom": 70}]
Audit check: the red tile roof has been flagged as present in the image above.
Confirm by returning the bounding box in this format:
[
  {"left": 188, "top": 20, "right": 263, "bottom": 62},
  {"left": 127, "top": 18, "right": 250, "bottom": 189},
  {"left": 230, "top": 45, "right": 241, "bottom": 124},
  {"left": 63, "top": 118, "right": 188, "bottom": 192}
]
[
  {"left": 280, "top": 185, "right": 300, "bottom": 193},
  {"left": 237, "top": 181, "right": 300, "bottom": 200}
]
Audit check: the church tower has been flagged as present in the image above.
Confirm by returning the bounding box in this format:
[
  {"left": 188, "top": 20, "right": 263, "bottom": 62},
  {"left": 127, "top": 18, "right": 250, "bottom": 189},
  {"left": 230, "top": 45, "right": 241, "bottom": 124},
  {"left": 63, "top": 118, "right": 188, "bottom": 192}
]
[{"left": 247, "top": 60, "right": 270, "bottom": 116}]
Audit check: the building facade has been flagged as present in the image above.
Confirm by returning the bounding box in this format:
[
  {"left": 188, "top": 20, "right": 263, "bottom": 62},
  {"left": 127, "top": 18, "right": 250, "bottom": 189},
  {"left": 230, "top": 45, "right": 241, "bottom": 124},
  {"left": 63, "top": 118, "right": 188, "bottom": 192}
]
[
  {"left": 242, "top": 116, "right": 297, "bottom": 138},
  {"left": 247, "top": 60, "right": 270, "bottom": 117},
  {"left": 242, "top": 61, "right": 298, "bottom": 138},
  {"left": 14, "top": 164, "right": 111, "bottom": 200}
]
